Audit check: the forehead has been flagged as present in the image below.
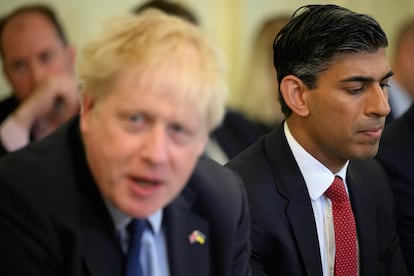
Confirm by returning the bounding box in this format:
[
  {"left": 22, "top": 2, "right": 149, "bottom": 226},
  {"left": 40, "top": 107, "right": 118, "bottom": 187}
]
[
  {"left": 116, "top": 64, "right": 201, "bottom": 105},
  {"left": 321, "top": 49, "right": 390, "bottom": 82},
  {"left": 1, "top": 12, "right": 60, "bottom": 58},
  {"left": 108, "top": 66, "right": 206, "bottom": 127},
  {"left": 118, "top": 43, "right": 205, "bottom": 100}
]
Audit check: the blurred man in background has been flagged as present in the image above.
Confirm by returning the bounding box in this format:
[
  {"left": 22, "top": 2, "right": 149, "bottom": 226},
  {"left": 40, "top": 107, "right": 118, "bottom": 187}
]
[
  {"left": 0, "top": 4, "right": 79, "bottom": 156},
  {"left": 386, "top": 18, "right": 414, "bottom": 123}
]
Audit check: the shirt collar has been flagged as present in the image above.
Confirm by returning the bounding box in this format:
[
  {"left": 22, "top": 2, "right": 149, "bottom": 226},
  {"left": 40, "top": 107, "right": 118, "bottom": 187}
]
[
  {"left": 104, "top": 199, "right": 163, "bottom": 234},
  {"left": 284, "top": 121, "right": 349, "bottom": 200}
]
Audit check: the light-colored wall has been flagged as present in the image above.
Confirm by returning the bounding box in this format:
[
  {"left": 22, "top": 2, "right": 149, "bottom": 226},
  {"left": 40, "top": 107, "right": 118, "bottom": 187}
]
[{"left": 1, "top": 0, "right": 413, "bottom": 103}]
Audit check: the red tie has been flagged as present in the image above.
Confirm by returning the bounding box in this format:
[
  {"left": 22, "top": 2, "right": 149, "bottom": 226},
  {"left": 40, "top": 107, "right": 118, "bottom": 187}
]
[{"left": 325, "top": 176, "right": 358, "bottom": 276}]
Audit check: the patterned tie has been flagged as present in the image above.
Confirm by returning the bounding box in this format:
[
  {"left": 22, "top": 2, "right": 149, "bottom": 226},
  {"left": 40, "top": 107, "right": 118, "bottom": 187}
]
[
  {"left": 125, "top": 219, "right": 145, "bottom": 276},
  {"left": 325, "top": 176, "right": 358, "bottom": 276}
]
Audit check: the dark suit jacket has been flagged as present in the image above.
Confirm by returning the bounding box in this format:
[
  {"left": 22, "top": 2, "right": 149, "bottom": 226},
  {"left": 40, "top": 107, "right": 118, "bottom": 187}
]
[
  {"left": 226, "top": 124, "right": 408, "bottom": 276},
  {"left": 376, "top": 103, "right": 414, "bottom": 275},
  {"left": 211, "top": 110, "right": 262, "bottom": 160},
  {"left": 0, "top": 95, "right": 18, "bottom": 156},
  {"left": 0, "top": 117, "right": 251, "bottom": 276}
]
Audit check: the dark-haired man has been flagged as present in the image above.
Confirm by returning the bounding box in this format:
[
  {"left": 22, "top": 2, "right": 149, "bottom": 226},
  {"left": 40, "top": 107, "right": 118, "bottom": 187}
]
[{"left": 227, "top": 4, "right": 408, "bottom": 275}]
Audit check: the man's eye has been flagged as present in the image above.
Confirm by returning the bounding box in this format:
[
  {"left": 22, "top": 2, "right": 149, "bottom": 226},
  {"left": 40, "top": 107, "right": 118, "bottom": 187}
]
[
  {"left": 40, "top": 51, "right": 54, "bottom": 63},
  {"left": 347, "top": 86, "right": 364, "bottom": 94},
  {"left": 380, "top": 82, "right": 390, "bottom": 89},
  {"left": 130, "top": 114, "right": 143, "bottom": 123},
  {"left": 12, "top": 61, "right": 27, "bottom": 72},
  {"left": 171, "top": 124, "right": 184, "bottom": 133}
]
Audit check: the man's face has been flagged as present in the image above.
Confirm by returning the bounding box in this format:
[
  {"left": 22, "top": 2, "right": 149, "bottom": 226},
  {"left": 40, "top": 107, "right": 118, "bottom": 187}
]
[
  {"left": 297, "top": 48, "right": 391, "bottom": 171},
  {"left": 80, "top": 67, "right": 208, "bottom": 218},
  {"left": 1, "top": 12, "right": 74, "bottom": 101}
]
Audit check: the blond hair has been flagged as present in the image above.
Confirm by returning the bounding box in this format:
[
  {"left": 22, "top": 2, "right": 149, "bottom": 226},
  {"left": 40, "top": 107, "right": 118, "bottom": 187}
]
[
  {"left": 78, "top": 10, "right": 227, "bottom": 131},
  {"left": 233, "top": 15, "right": 290, "bottom": 125}
]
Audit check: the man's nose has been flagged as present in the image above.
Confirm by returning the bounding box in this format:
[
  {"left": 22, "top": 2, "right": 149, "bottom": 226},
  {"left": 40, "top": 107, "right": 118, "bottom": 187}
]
[
  {"left": 365, "top": 84, "right": 391, "bottom": 117},
  {"left": 141, "top": 125, "right": 169, "bottom": 165},
  {"left": 30, "top": 62, "right": 47, "bottom": 84}
]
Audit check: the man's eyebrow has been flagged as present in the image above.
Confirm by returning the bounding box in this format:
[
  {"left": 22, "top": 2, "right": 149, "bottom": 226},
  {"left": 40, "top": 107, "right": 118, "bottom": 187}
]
[
  {"left": 382, "top": 71, "right": 394, "bottom": 80},
  {"left": 338, "top": 70, "right": 394, "bottom": 83}
]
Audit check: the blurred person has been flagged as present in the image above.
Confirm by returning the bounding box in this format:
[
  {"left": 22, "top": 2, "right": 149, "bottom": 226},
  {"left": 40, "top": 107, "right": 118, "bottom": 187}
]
[
  {"left": 375, "top": 19, "right": 414, "bottom": 274},
  {"left": 134, "top": 0, "right": 261, "bottom": 164},
  {"left": 0, "top": 11, "right": 250, "bottom": 276},
  {"left": 227, "top": 4, "right": 408, "bottom": 275},
  {"left": 386, "top": 18, "right": 414, "bottom": 123},
  {"left": 232, "top": 14, "right": 290, "bottom": 135},
  {"left": 376, "top": 94, "right": 414, "bottom": 275},
  {"left": 0, "top": 4, "right": 79, "bottom": 156}
]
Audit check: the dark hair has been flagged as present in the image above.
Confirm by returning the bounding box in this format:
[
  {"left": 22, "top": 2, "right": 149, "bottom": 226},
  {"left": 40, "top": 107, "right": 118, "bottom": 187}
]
[
  {"left": 273, "top": 4, "right": 388, "bottom": 116},
  {"left": 0, "top": 4, "right": 68, "bottom": 58},
  {"left": 133, "top": 0, "right": 198, "bottom": 25}
]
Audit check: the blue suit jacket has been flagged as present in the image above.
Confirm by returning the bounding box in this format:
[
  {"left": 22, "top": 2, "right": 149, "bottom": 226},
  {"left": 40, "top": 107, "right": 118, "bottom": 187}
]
[
  {"left": 227, "top": 123, "right": 408, "bottom": 276},
  {"left": 0, "top": 117, "right": 251, "bottom": 276}
]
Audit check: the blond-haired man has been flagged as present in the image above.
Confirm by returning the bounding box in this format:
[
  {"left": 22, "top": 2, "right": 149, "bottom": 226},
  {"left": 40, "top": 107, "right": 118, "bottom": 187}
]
[{"left": 0, "top": 11, "right": 250, "bottom": 276}]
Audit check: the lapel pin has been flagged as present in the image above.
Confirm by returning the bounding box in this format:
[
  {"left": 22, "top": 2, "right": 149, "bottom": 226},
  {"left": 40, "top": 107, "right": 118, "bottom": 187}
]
[{"left": 188, "top": 230, "right": 206, "bottom": 245}]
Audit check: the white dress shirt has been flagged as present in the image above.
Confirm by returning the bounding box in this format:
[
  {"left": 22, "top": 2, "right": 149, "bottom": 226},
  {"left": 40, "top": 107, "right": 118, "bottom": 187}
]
[
  {"left": 106, "top": 201, "right": 170, "bottom": 275},
  {"left": 284, "top": 122, "right": 353, "bottom": 276}
]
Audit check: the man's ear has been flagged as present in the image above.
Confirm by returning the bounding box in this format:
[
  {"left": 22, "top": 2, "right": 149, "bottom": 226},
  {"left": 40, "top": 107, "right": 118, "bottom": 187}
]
[
  {"left": 68, "top": 45, "right": 76, "bottom": 63},
  {"left": 65, "top": 45, "right": 76, "bottom": 72},
  {"left": 279, "top": 75, "right": 310, "bottom": 117},
  {"left": 80, "top": 92, "right": 94, "bottom": 115},
  {"left": 79, "top": 92, "right": 95, "bottom": 132}
]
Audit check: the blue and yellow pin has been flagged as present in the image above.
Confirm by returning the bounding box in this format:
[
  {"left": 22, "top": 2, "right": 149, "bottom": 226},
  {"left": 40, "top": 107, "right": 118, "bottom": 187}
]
[{"left": 188, "top": 230, "right": 206, "bottom": 245}]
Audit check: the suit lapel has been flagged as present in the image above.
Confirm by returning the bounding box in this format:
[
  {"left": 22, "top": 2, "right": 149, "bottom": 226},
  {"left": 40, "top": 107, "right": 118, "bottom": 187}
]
[
  {"left": 164, "top": 187, "right": 210, "bottom": 276},
  {"left": 69, "top": 124, "right": 125, "bottom": 276},
  {"left": 346, "top": 166, "right": 378, "bottom": 275},
  {"left": 82, "top": 226, "right": 124, "bottom": 276},
  {"left": 264, "top": 126, "right": 323, "bottom": 276},
  {"left": 80, "top": 170, "right": 125, "bottom": 276},
  {"left": 78, "top": 173, "right": 125, "bottom": 276}
]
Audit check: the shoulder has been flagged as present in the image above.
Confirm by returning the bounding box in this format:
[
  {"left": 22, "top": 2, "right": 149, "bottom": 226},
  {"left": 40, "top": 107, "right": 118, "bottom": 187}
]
[
  {"left": 348, "top": 159, "right": 392, "bottom": 199},
  {"left": 190, "top": 155, "right": 244, "bottom": 198},
  {"left": 185, "top": 156, "right": 248, "bottom": 217},
  {"left": 226, "top": 136, "right": 267, "bottom": 170},
  {"left": 349, "top": 158, "right": 388, "bottom": 181},
  {"left": 226, "top": 128, "right": 284, "bottom": 186},
  {"left": 0, "top": 119, "right": 78, "bottom": 199}
]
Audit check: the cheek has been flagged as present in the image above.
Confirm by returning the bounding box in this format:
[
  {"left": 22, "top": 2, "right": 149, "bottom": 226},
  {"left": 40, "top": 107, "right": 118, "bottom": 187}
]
[
  {"left": 94, "top": 125, "right": 136, "bottom": 161},
  {"left": 83, "top": 114, "right": 125, "bottom": 159},
  {"left": 50, "top": 59, "right": 71, "bottom": 73},
  {"left": 8, "top": 75, "right": 32, "bottom": 100}
]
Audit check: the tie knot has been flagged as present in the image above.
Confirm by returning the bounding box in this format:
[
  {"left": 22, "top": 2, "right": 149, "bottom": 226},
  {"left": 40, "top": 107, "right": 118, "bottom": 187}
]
[
  {"left": 128, "top": 219, "right": 146, "bottom": 246},
  {"left": 325, "top": 176, "right": 348, "bottom": 202}
]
